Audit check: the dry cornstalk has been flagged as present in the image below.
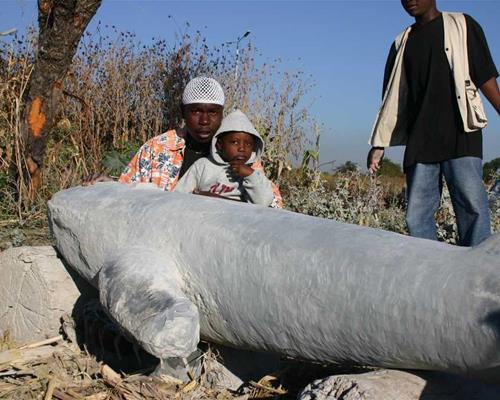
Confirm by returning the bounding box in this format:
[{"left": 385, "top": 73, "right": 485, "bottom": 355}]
[
  {"left": 181, "top": 379, "right": 197, "bottom": 393},
  {"left": 0, "top": 368, "right": 36, "bottom": 377},
  {"left": 249, "top": 375, "right": 287, "bottom": 396},
  {"left": 52, "top": 388, "right": 79, "bottom": 400},
  {"left": 158, "top": 374, "right": 184, "bottom": 386},
  {"left": 0, "top": 345, "right": 56, "bottom": 367},
  {"left": 101, "top": 364, "right": 122, "bottom": 387},
  {"left": 84, "top": 392, "right": 108, "bottom": 400},
  {"left": 20, "top": 335, "right": 63, "bottom": 350},
  {"left": 44, "top": 376, "right": 58, "bottom": 400}
]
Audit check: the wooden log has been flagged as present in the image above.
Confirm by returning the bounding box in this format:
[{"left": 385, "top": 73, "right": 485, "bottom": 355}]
[
  {"left": 298, "top": 369, "right": 500, "bottom": 400},
  {"left": 0, "top": 246, "right": 95, "bottom": 343}
]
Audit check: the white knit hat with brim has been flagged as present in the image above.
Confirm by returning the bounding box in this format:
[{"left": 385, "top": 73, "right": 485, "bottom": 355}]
[{"left": 182, "top": 77, "right": 225, "bottom": 106}]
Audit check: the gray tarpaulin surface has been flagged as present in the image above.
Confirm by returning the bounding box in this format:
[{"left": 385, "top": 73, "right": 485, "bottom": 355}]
[{"left": 48, "top": 182, "right": 500, "bottom": 375}]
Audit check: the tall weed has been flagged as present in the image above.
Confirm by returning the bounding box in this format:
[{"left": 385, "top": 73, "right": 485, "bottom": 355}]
[
  {"left": 0, "top": 23, "right": 312, "bottom": 224},
  {"left": 0, "top": 24, "right": 498, "bottom": 249}
]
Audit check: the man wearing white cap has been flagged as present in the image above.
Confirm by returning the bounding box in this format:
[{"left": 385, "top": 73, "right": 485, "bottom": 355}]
[{"left": 118, "top": 76, "right": 282, "bottom": 207}]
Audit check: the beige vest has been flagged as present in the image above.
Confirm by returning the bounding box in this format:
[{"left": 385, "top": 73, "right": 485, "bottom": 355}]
[{"left": 369, "top": 12, "right": 488, "bottom": 147}]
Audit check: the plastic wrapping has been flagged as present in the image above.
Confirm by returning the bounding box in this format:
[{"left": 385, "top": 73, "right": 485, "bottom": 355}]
[{"left": 48, "top": 182, "right": 500, "bottom": 374}]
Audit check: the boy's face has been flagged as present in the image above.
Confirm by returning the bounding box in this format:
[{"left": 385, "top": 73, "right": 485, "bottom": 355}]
[
  {"left": 400, "top": 0, "right": 436, "bottom": 18},
  {"left": 216, "top": 131, "right": 255, "bottom": 164},
  {"left": 182, "top": 103, "right": 224, "bottom": 144}
]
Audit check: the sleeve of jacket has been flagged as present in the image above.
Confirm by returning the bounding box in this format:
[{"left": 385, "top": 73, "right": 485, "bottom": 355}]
[
  {"left": 173, "top": 160, "right": 202, "bottom": 193},
  {"left": 119, "top": 141, "right": 154, "bottom": 184},
  {"left": 250, "top": 160, "right": 284, "bottom": 208},
  {"left": 242, "top": 170, "right": 274, "bottom": 207}
]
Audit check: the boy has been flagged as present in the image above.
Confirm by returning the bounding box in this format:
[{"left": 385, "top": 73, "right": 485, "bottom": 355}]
[
  {"left": 367, "top": 0, "right": 500, "bottom": 246},
  {"left": 174, "top": 109, "right": 274, "bottom": 206}
]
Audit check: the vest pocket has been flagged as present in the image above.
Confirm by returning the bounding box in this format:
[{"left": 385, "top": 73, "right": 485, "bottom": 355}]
[{"left": 465, "top": 82, "right": 487, "bottom": 130}]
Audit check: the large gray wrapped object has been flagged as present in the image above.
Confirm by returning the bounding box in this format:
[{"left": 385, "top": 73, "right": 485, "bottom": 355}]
[{"left": 47, "top": 182, "right": 500, "bottom": 375}]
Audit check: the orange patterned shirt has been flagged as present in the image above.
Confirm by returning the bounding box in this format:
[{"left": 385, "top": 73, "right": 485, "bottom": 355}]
[{"left": 119, "top": 129, "right": 283, "bottom": 208}]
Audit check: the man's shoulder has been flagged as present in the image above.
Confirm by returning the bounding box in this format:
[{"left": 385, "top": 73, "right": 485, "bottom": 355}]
[
  {"left": 143, "top": 129, "right": 186, "bottom": 151},
  {"left": 250, "top": 159, "right": 264, "bottom": 171},
  {"left": 444, "top": 11, "right": 475, "bottom": 19},
  {"left": 149, "top": 129, "right": 184, "bottom": 143},
  {"left": 394, "top": 25, "right": 412, "bottom": 50},
  {"left": 462, "top": 13, "right": 483, "bottom": 29},
  {"left": 442, "top": 12, "right": 486, "bottom": 42},
  {"left": 443, "top": 12, "right": 480, "bottom": 28},
  {"left": 444, "top": 11, "right": 464, "bottom": 17}
]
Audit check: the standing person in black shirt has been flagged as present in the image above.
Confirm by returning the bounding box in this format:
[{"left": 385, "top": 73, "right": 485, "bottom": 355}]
[{"left": 367, "top": 0, "right": 500, "bottom": 246}]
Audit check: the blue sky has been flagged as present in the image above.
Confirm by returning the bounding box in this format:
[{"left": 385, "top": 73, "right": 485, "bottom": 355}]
[{"left": 3, "top": 0, "right": 500, "bottom": 170}]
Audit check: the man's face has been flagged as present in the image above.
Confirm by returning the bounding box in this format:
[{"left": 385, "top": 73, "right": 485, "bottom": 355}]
[
  {"left": 182, "top": 103, "right": 223, "bottom": 144},
  {"left": 216, "top": 131, "right": 255, "bottom": 164},
  {"left": 400, "top": 0, "right": 436, "bottom": 17}
]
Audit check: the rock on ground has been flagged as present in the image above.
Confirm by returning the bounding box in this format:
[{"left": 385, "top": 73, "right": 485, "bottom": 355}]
[
  {"left": 0, "top": 246, "right": 94, "bottom": 343},
  {"left": 298, "top": 369, "right": 500, "bottom": 400}
]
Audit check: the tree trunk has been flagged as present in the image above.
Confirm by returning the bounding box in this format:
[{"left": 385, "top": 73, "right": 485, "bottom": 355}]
[{"left": 19, "top": 0, "right": 101, "bottom": 199}]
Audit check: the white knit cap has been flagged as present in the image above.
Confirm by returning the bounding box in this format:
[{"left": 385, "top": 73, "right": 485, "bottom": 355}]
[{"left": 182, "top": 77, "right": 225, "bottom": 106}]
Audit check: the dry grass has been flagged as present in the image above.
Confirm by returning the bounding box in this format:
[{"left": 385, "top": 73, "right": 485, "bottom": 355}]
[
  {"left": 0, "top": 329, "right": 360, "bottom": 400},
  {"left": 0, "top": 304, "right": 365, "bottom": 400},
  {"left": 0, "top": 24, "right": 314, "bottom": 217},
  {"left": 0, "top": 336, "right": 253, "bottom": 399}
]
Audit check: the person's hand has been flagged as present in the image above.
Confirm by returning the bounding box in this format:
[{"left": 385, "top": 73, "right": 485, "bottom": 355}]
[
  {"left": 82, "top": 173, "right": 113, "bottom": 186},
  {"left": 367, "top": 147, "right": 385, "bottom": 174},
  {"left": 228, "top": 161, "right": 254, "bottom": 178}
]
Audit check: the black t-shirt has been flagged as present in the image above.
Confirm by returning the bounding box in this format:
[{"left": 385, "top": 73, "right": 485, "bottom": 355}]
[
  {"left": 178, "top": 133, "right": 211, "bottom": 179},
  {"left": 383, "top": 14, "right": 498, "bottom": 169}
]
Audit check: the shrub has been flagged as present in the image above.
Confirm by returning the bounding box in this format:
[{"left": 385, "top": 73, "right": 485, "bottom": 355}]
[
  {"left": 378, "top": 158, "right": 404, "bottom": 178},
  {"left": 483, "top": 158, "right": 500, "bottom": 183},
  {"left": 284, "top": 168, "right": 498, "bottom": 245}
]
